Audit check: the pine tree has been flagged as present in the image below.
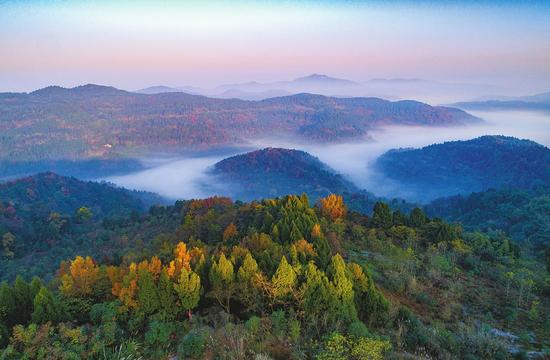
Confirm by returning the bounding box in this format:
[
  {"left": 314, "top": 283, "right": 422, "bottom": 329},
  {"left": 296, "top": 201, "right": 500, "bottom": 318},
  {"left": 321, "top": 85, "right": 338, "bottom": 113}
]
[
  {"left": 372, "top": 202, "right": 392, "bottom": 229},
  {"left": 409, "top": 207, "right": 427, "bottom": 228},
  {"left": 271, "top": 256, "right": 297, "bottom": 302},
  {"left": 137, "top": 269, "right": 159, "bottom": 316},
  {"left": 313, "top": 232, "right": 331, "bottom": 271},
  {"left": 0, "top": 282, "right": 15, "bottom": 328},
  {"left": 301, "top": 262, "right": 333, "bottom": 333},
  {"left": 13, "top": 276, "right": 32, "bottom": 325},
  {"left": 157, "top": 270, "right": 178, "bottom": 321},
  {"left": 236, "top": 253, "right": 265, "bottom": 312},
  {"left": 328, "top": 254, "right": 357, "bottom": 324},
  {"left": 208, "top": 253, "right": 235, "bottom": 312},
  {"left": 30, "top": 277, "right": 43, "bottom": 299},
  {"left": 174, "top": 267, "right": 201, "bottom": 320},
  {"left": 31, "top": 286, "right": 59, "bottom": 324}
]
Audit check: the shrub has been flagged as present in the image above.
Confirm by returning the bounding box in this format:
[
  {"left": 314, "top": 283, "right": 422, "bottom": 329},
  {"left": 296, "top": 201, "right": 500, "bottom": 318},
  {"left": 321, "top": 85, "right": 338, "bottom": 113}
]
[{"left": 177, "top": 328, "right": 208, "bottom": 359}]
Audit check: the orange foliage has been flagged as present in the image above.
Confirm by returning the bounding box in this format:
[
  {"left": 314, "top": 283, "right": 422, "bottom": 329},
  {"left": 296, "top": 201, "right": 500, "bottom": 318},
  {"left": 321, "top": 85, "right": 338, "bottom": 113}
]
[
  {"left": 223, "top": 222, "right": 238, "bottom": 242},
  {"left": 319, "top": 194, "right": 347, "bottom": 220},
  {"left": 295, "top": 239, "right": 317, "bottom": 257},
  {"left": 60, "top": 256, "right": 100, "bottom": 297},
  {"left": 311, "top": 223, "right": 322, "bottom": 238}
]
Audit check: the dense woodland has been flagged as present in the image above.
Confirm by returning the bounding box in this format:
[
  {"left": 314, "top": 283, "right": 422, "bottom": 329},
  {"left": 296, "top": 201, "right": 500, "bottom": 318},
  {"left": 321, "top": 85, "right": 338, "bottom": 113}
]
[
  {"left": 1, "top": 189, "right": 548, "bottom": 359},
  {"left": 0, "top": 85, "right": 477, "bottom": 164},
  {"left": 211, "top": 148, "right": 358, "bottom": 201},
  {"left": 375, "top": 136, "right": 550, "bottom": 200},
  {"left": 426, "top": 186, "right": 550, "bottom": 249}
]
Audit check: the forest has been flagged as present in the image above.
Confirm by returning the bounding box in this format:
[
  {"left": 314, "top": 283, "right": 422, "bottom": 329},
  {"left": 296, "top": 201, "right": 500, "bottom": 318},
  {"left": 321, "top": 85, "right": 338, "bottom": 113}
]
[{"left": 1, "top": 192, "right": 548, "bottom": 359}]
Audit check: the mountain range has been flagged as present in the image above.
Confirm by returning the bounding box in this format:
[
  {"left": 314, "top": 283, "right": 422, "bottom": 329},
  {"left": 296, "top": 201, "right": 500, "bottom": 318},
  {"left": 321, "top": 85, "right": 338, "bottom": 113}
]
[
  {"left": 0, "top": 84, "right": 478, "bottom": 171},
  {"left": 134, "top": 73, "right": 496, "bottom": 103},
  {"left": 451, "top": 90, "right": 550, "bottom": 112}
]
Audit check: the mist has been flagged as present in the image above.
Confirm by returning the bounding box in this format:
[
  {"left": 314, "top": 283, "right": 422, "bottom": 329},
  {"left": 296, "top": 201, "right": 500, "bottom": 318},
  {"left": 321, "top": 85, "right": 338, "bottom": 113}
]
[{"left": 102, "top": 110, "right": 550, "bottom": 203}]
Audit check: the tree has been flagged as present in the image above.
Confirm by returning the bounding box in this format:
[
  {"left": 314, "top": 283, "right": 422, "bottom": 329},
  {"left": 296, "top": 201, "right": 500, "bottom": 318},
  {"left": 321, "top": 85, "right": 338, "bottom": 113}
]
[
  {"left": 222, "top": 223, "right": 238, "bottom": 242},
  {"left": 1, "top": 232, "right": 15, "bottom": 259},
  {"left": 137, "top": 269, "right": 160, "bottom": 316},
  {"left": 157, "top": 270, "right": 178, "bottom": 321},
  {"left": 30, "top": 277, "right": 43, "bottom": 300},
  {"left": 271, "top": 256, "right": 297, "bottom": 303},
  {"left": 313, "top": 230, "right": 332, "bottom": 271},
  {"left": 301, "top": 262, "right": 333, "bottom": 333},
  {"left": 408, "top": 208, "right": 427, "bottom": 228},
  {"left": 0, "top": 282, "right": 15, "bottom": 328},
  {"left": 236, "top": 253, "right": 265, "bottom": 313},
  {"left": 328, "top": 255, "right": 357, "bottom": 324},
  {"left": 320, "top": 194, "right": 347, "bottom": 220},
  {"left": 174, "top": 267, "right": 201, "bottom": 320},
  {"left": 13, "top": 276, "right": 33, "bottom": 325},
  {"left": 60, "top": 256, "right": 99, "bottom": 298},
  {"left": 208, "top": 253, "right": 235, "bottom": 312},
  {"left": 371, "top": 202, "right": 392, "bottom": 229},
  {"left": 31, "top": 287, "right": 59, "bottom": 324},
  {"left": 74, "top": 206, "right": 93, "bottom": 223}
]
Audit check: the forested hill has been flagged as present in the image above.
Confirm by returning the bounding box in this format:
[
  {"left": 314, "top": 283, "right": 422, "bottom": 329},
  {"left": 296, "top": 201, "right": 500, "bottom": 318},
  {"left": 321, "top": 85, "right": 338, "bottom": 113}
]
[
  {"left": 210, "top": 147, "right": 358, "bottom": 201},
  {"left": 0, "top": 172, "right": 162, "bottom": 280},
  {"left": 0, "top": 172, "right": 154, "bottom": 218},
  {"left": 426, "top": 185, "right": 550, "bottom": 249},
  {"left": 0, "top": 84, "right": 478, "bottom": 165},
  {"left": 0, "top": 194, "right": 547, "bottom": 358},
  {"left": 375, "top": 135, "right": 550, "bottom": 200}
]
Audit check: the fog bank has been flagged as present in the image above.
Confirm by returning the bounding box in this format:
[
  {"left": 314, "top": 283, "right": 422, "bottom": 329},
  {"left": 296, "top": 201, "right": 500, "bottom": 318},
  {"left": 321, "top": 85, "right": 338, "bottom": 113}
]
[{"left": 103, "top": 110, "right": 550, "bottom": 202}]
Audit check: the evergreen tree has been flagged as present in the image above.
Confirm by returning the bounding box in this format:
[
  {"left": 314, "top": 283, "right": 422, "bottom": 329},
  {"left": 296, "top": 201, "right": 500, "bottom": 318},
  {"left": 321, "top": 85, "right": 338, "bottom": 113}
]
[
  {"left": 13, "top": 276, "right": 32, "bottom": 325},
  {"left": 372, "top": 202, "right": 392, "bottom": 229},
  {"left": 236, "top": 253, "right": 264, "bottom": 313},
  {"left": 174, "top": 267, "right": 201, "bottom": 320},
  {"left": 157, "top": 270, "right": 178, "bottom": 321},
  {"left": 409, "top": 207, "right": 428, "bottom": 228},
  {"left": 30, "top": 277, "right": 43, "bottom": 299},
  {"left": 271, "top": 256, "right": 297, "bottom": 302},
  {"left": 0, "top": 282, "right": 15, "bottom": 328},
  {"left": 328, "top": 254, "right": 357, "bottom": 324},
  {"left": 137, "top": 269, "right": 159, "bottom": 316},
  {"left": 31, "top": 286, "right": 59, "bottom": 324},
  {"left": 301, "top": 262, "right": 333, "bottom": 333},
  {"left": 313, "top": 232, "right": 331, "bottom": 271},
  {"left": 208, "top": 253, "right": 235, "bottom": 312}
]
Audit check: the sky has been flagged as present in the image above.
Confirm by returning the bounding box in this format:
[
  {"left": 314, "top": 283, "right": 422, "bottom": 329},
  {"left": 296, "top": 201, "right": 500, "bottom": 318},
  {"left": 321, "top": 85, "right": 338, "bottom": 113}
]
[{"left": 1, "top": 0, "right": 550, "bottom": 93}]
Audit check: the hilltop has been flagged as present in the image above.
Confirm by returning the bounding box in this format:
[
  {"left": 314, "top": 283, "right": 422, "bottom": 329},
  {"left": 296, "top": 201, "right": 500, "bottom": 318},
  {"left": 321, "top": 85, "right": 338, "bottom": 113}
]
[{"left": 374, "top": 136, "right": 550, "bottom": 201}]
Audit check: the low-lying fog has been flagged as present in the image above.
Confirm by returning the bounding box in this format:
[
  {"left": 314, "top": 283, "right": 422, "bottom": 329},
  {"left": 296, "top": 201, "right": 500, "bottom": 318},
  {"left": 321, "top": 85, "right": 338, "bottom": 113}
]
[{"left": 104, "top": 110, "right": 550, "bottom": 203}]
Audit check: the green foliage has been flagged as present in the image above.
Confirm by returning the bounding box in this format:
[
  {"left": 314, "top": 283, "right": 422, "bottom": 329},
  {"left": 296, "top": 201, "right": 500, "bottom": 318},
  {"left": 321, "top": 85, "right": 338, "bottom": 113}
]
[
  {"left": 177, "top": 328, "right": 208, "bottom": 359},
  {"left": 316, "top": 332, "right": 391, "bottom": 360},
  {"left": 271, "top": 256, "right": 297, "bottom": 301},
  {"left": 174, "top": 267, "right": 201, "bottom": 317},
  {"left": 31, "top": 286, "right": 60, "bottom": 324}
]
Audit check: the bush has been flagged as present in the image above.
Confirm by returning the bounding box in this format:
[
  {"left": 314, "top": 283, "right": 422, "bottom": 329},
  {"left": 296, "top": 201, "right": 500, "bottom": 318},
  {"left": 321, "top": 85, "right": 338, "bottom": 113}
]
[
  {"left": 348, "top": 321, "right": 371, "bottom": 338},
  {"left": 177, "top": 328, "right": 208, "bottom": 359}
]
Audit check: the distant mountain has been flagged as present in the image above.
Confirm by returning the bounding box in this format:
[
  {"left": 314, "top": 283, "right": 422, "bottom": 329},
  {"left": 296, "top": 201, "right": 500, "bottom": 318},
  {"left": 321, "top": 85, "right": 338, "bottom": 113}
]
[
  {"left": 135, "top": 85, "right": 183, "bottom": 94},
  {"left": 367, "top": 78, "right": 428, "bottom": 84},
  {"left": 426, "top": 185, "right": 550, "bottom": 248},
  {"left": 291, "top": 73, "right": 359, "bottom": 86},
  {"left": 212, "top": 88, "right": 292, "bottom": 100},
  {"left": 0, "top": 86, "right": 478, "bottom": 169},
  {"left": 209, "top": 148, "right": 358, "bottom": 201},
  {"left": 451, "top": 91, "right": 550, "bottom": 111},
  {"left": 374, "top": 136, "right": 550, "bottom": 201},
  {"left": 31, "top": 84, "right": 128, "bottom": 97},
  {"left": 212, "top": 73, "right": 360, "bottom": 96}
]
